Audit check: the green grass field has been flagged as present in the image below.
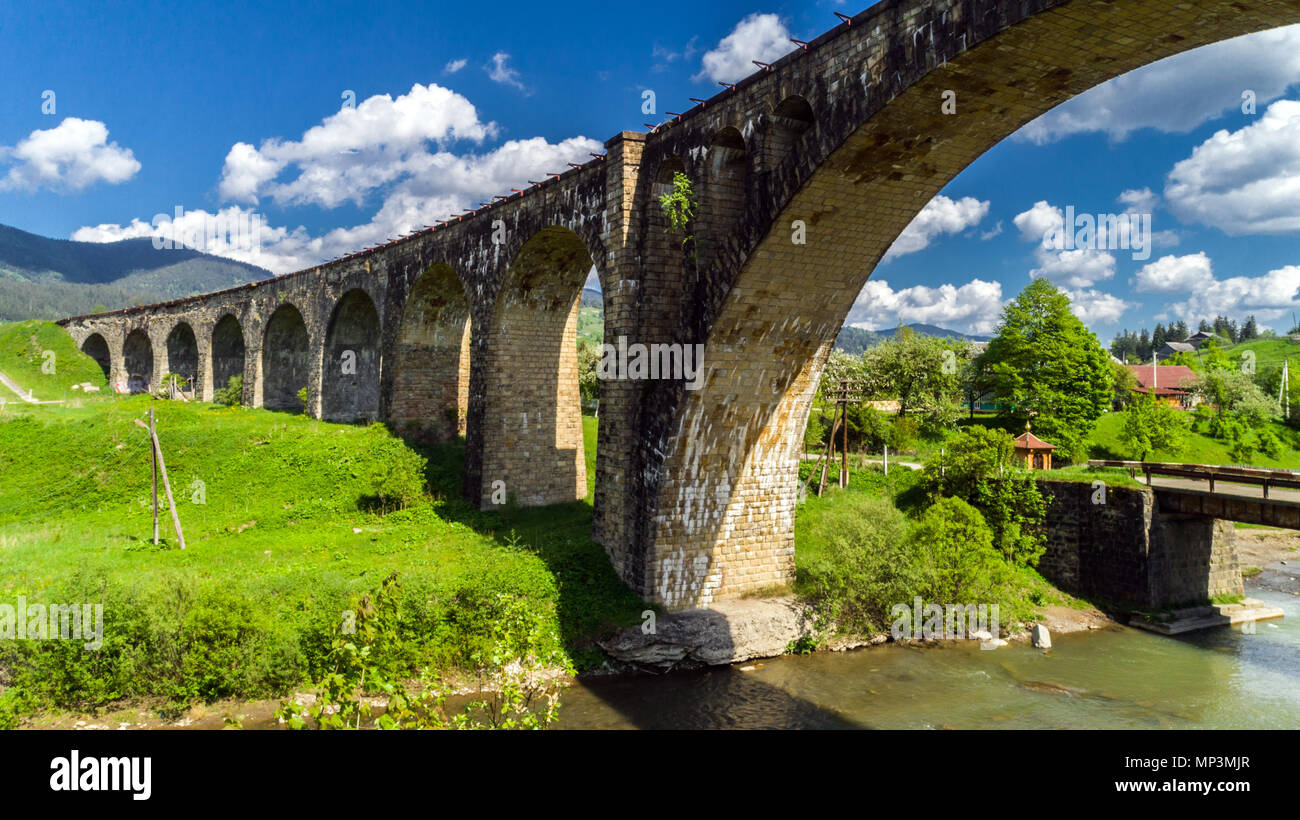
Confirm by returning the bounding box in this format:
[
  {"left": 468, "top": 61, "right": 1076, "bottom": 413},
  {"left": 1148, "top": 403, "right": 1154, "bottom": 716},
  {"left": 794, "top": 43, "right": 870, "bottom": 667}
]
[
  {"left": 1087, "top": 410, "right": 1300, "bottom": 468},
  {"left": 0, "top": 322, "right": 643, "bottom": 719}
]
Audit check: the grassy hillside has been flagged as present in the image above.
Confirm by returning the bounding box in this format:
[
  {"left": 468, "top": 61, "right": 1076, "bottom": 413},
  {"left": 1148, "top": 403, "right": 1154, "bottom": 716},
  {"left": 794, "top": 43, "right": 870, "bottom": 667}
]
[
  {"left": 0, "top": 320, "right": 109, "bottom": 402},
  {"left": 1221, "top": 335, "right": 1300, "bottom": 374},
  {"left": 0, "top": 322, "right": 641, "bottom": 720},
  {"left": 1088, "top": 410, "right": 1300, "bottom": 468}
]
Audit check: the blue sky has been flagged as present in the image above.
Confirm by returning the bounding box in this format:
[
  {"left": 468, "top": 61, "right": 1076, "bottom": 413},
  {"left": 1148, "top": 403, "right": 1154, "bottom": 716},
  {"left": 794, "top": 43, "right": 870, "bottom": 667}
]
[{"left": 2, "top": 0, "right": 1300, "bottom": 343}]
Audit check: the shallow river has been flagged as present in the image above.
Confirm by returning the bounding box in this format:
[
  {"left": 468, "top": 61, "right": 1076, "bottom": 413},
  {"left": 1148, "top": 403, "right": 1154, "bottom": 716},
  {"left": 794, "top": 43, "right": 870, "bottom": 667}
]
[{"left": 556, "top": 587, "right": 1300, "bottom": 730}]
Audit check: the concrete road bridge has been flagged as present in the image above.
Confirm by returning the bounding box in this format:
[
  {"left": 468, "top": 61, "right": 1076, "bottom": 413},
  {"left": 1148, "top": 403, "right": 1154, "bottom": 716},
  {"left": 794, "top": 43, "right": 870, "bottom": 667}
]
[{"left": 59, "top": 0, "right": 1300, "bottom": 610}]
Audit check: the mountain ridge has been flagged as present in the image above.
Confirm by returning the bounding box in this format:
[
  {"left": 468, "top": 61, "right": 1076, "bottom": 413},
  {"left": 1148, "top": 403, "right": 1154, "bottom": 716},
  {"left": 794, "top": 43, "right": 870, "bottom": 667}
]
[{"left": 0, "top": 222, "right": 274, "bottom": 321}]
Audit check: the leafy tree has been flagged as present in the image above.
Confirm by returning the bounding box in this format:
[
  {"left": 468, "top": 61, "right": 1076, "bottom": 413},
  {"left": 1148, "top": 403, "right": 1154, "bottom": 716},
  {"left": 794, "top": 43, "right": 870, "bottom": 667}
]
[
  {"left": 1194, "top": 365, "right": 1274, "bottom": 421},
  {"left": 979, "top": 279, "right": 1113, "bottom": 463},
  {"left": 920, "top": 427, "right": 1048, "bottom": 566},
  {"left": 1165, "top": 350, "right": 1199, "bottom": 371},
  {"left": 577, "top": 340, "right": 601, "bottom": 405},
  {"left": 860, "top": 326, "right": 965, "bottom": 420},
  {"left": 1111, "top": 359, "right": 1138, "bottom": 409},
  {"left": 1117, "top": 391, "right": 1188, "bottom": 461}
]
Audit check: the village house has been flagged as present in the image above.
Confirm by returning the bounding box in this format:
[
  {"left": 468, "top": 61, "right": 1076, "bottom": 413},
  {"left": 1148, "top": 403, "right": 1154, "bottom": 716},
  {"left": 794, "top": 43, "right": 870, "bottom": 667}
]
[
  {"left": 1126, "top": 364, "right": 1199, "bottom": 409},
  {"left": 1154, "top": 341, "right": 1195, "bottom": 362},
  {"left": 1186, "top": 331, "right": 1224, "bottom": 349}
]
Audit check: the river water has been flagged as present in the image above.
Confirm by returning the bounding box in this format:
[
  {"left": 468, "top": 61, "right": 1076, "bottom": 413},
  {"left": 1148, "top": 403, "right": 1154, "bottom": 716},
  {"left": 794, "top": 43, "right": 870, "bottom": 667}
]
[{"left": 556, "top": 587, "right": 1300, "bottom": 730}]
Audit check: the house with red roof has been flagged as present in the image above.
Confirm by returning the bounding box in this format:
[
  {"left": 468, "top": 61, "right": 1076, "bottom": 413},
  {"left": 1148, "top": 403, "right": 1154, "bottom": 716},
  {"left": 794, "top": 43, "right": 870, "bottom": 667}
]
[{"left": 1126, "top": 364, "right": 1199, "bottom": 409}]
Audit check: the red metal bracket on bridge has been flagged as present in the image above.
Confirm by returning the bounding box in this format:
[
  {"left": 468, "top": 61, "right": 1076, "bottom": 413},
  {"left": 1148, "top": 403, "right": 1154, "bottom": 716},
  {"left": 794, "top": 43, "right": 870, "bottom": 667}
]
[
  {"left": 752, "top": 61, "right": 772, "bottom": 71},
  {"left": 689, "top": 97, "right": 707, "bottom": 108},
  {"left": 834, "top": 11, "right": 852, "bottom": 25},
  {"left": 590, "top": 153, "right": 606, "bottom": 160},
  {"left": 790, "top": 38, "right": 809, "bottom": 50}
]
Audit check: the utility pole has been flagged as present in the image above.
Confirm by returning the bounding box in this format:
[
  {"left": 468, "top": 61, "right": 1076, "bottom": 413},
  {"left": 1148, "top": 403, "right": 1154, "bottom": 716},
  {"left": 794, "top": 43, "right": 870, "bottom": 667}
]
[
  {"left": 137, "top": 411, "right": 186, "bottom": 550},
  {"left": 149, "top": 407, "right": 158, "bottom": 545},
  {"left": 1281, "top": 359, "right": 1290, "bottom": 420}
]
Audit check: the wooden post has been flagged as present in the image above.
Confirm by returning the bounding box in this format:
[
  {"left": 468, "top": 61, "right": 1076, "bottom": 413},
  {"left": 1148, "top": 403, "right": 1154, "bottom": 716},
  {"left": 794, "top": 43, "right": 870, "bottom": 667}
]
[
  {"left": 149, "top": 407, "right": 159, "bottom": 546},
  {"left": 136, "top": 415, "right": 186, "bottom": 550},
  {"left": 819, "top": 402, "right": 841, "bottom": 496}
]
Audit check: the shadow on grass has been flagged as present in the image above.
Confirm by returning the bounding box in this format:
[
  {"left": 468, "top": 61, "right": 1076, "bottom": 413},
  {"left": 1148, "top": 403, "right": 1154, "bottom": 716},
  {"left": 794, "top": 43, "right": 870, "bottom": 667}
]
[{"left": 387, "top": 425, "right": 645, "bottom": 670}]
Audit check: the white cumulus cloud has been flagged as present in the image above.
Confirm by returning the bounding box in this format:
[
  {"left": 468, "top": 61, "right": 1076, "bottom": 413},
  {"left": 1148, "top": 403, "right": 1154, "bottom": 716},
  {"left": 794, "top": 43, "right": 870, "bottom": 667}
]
[
  {"left": 848, "top": 278, "right": 1006, "bottom": 335},
  {"left": 1134, "top": 252, "right": 1215, "bottom": 293},
  {"left": 0, "top": 117, "right": 140, "bottom": 192},
  {"left": 695, "top": 13, "right": 795, "bottom": 84},
  {"left": 1164, "top": 264, "right": 1300, "bottom": 327},
  {"left": 88, "top": 84, "right": 602, "bottom": 275},
  {"left": 881, "top": 195, "right": 990, "bottom": 262},
  {"left": 218, "top": 83, "right": 496, "bottom": 208},
  {"left": 1164, "top": 99, "right": 1300, "bottom": 235}
]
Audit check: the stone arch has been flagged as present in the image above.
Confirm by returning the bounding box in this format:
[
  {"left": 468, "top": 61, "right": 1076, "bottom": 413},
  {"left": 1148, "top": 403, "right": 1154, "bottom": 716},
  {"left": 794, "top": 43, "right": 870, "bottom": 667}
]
[
  {"left": 261, "top": 303, "right": 310, "bottom": 413},
  {"left": 122, "top": 329, "right": 153, "bottom": 393},
  {"left": 764, "top": 95, "right": 814, "bottom": 170},
  {"left": 321, "top": 288, "right": 382, "bottom": 423},
  {"left": 627, "top": 0, "right": 1300, "bottom": 610},
  {"left": 165, "top": 322, "right": 198, "bottom": 394},
  {"left": 389, "top": 263, "right": 470, "bottom": 441},
  {"left": 211, "top": 314, "right": 246, "bottom": 399},
  {"left": 81, "top": 333, "right": 111, "bottom": 381},
  {"left": 480, "top": 225, "right": 594, "bottom": 507}
]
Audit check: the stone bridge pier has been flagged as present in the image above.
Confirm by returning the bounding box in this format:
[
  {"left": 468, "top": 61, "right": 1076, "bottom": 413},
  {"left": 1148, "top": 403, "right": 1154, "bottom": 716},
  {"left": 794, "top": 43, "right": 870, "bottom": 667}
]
[{"left": 59, "top": 0, "right": 1300, "bottom": 611}]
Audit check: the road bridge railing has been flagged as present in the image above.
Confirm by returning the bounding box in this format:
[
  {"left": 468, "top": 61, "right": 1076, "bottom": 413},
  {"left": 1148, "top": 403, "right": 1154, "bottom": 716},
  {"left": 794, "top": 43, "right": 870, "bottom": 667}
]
[{"left": 1089, "top": 459, "right": 1300, "bottom": 498}]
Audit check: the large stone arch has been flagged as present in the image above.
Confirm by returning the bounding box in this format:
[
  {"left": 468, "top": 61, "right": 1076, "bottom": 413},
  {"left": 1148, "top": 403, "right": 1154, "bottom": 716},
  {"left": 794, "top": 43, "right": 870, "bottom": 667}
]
[
  {"left": 165, "top": 322, "right": 199, "bottom": 394},
  {"left": 122, "top": 329, "right": 153, "bottom": 393},
  {"left": 261, "top": 303, "right": 310, "bottom": 413},
  {"left": 81, "top": 333, "right": 111, "bottom": 381},
  {"left": 321, "top": 288, "right": 382, "bottom": 423},
  {"left": 629, "top": 0, "right": 1300, "bottom": 609},
  {"left": 389, "top": 263, "right": 470, "bottom": 441},
  {"left": 479, "top": 225, "right": 594, "bottom": 507},
  {"left": 211, "top": 314, "right": 246, "bottom": 401}
]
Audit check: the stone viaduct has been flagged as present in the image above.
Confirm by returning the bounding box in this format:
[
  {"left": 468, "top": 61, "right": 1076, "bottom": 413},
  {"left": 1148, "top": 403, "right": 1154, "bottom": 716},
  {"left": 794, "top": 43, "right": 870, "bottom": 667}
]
[{"left": 59, "top": 0, "right": 1300, "bottom": 610}]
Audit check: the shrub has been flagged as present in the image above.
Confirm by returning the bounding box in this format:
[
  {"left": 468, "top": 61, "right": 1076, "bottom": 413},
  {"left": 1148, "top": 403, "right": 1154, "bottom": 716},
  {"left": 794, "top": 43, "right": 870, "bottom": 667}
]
[
  {"left": 797, "top": 494, "right": 927, "bottom": 633},
  {"left": 907, "top": 497, "right": 1009, "bottom": 604},
  {"left": 212, "top": 375, "right": 243, "bottom": 406}
]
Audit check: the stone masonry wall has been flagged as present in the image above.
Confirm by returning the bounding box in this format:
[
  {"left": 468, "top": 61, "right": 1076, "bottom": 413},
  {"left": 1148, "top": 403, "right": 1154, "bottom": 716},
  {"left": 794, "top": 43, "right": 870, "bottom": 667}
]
[{"left": 1039, "top": 480, "right": 1243, "bottom": 610}]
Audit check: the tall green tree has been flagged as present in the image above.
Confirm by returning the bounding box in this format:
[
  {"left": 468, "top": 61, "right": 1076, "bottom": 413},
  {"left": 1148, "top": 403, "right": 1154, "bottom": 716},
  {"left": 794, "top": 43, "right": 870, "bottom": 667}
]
[{"left": 978, "top": 278, "right": 1113, "bottom": 463}]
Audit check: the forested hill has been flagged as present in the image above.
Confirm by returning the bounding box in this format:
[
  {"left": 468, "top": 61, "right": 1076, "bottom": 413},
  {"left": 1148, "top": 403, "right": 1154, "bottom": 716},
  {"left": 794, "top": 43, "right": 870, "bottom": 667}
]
[{"left": 0, "top": 222, "right": 274, "bottom": 320}]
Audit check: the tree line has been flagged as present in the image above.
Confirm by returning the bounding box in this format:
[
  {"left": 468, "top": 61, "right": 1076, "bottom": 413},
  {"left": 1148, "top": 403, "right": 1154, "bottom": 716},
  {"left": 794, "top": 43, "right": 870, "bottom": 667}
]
[{"left": 1110, "top": 315, "right": 1263, "bottom": 363}]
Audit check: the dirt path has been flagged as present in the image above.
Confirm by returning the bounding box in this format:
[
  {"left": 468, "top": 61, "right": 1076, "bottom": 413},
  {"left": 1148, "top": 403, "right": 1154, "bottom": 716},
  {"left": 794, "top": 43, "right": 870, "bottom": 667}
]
[{"left": 0, "top": 370, "right": 63, "bottom": 405}]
